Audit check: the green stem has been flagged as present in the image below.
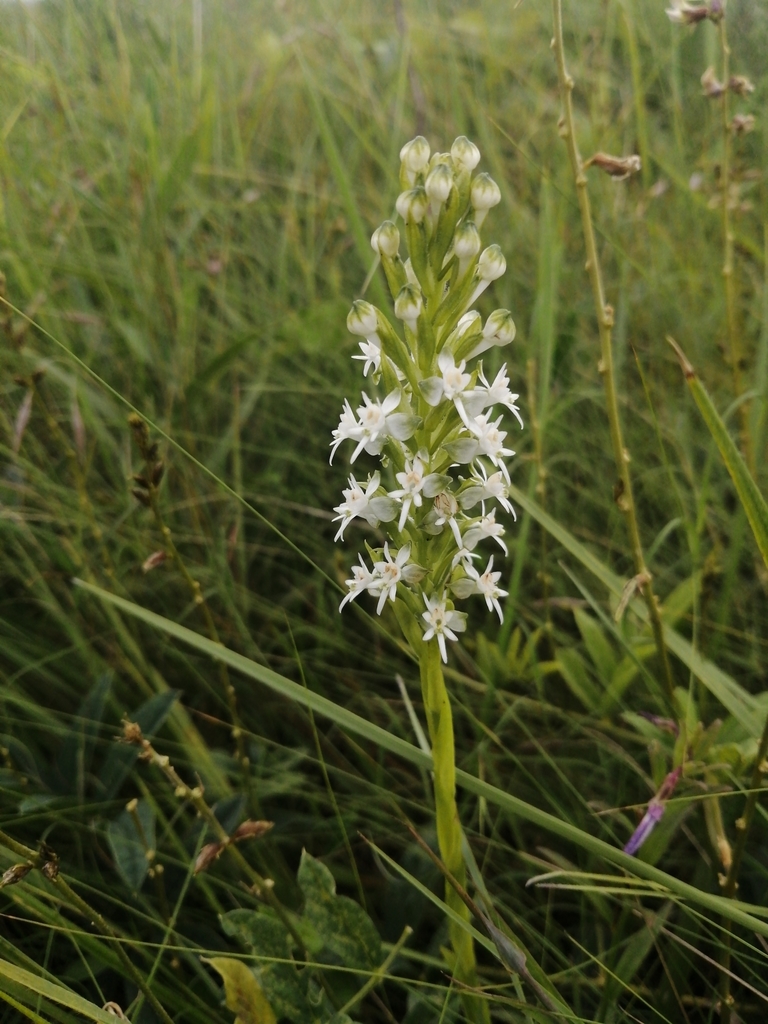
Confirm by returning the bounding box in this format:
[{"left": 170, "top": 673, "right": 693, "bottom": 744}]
[
  {"left": 718, "top": 17, "right": 754, "bottom": 474},
  {"left": 551, "top": 0, "right": 676, "bottom": 707},
  {"left": 419, "top": 641, "right": 489, "bottom": 1024},
  {"left": 0, "top": 829, "right": 174, "bottom": 1024},
  {"left": 719, "top": 710, "right": 768, "bottom": 1024}
]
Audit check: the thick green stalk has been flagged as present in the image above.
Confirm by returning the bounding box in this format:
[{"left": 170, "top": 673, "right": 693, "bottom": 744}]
[
  {"left": 419, "top": 641, "right": 489, "bottom": 1024},
  {"left": 551, "top": 0, "right": 676, "bottom": 707}
]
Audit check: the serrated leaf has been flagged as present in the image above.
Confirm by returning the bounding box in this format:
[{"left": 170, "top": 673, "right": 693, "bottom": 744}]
[
  {"left": 106, "top": 799, "right": 154, "bottom": 891},
  {"left": 205, "top": 957, "right": 277, "bottom": 1024}
]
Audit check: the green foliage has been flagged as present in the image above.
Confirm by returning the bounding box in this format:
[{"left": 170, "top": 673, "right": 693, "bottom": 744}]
[
  {"left": 220, "top": 851, "right": 375, "bottom": 1023},
  {"left": 0, "top": 0, "right": 767, "bottom": 1021}
]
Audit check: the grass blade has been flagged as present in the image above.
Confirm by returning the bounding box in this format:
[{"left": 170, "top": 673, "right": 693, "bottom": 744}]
[
  {"left": 668, "top": 337, "right": 768, "bottom": 570},
  {"left": 73, "top": 578, "right": 768, "bottom": 939}
]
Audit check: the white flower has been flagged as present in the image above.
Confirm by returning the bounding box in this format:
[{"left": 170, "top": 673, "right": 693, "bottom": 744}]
[
  {"left": 467, "top": 554, "right": 508, "bottom": 623},
  {"left": 389, "top": 456, "right": 426, "bottom": 530},
  {"left": 371, "top": 220, "right": 400, "bottom": 258},
  {"left": 351, "top": 389, "right": 403, "bottom": 462},
  {"left": 463, "top": 509, "right": 508, "bottom": 555},
  {"left": 332, "top": 472, "right": 397, "bottom": 541},
  {"left": 459, "top": 463, "right": 515, "bottom": 517},
  {"left": 339, "top": 555, "right": 377, "bottom": 611},
  {"left": 463, "top": 365, "right": 524, "bottom": 428},
  {"left": 330, "top": 399, "right": 363, "bottom": 464},
  {"left": 421, "top": 592, "right": 467, "bottom": 663},
  {"left": 464, "top": 245, "right": 506, "bottom": 310},
  {"left": 467, "top": 309, "right": 516, "bottom": 359},
  {"left": 352, "top": 339, "right": 381, "bottom": 378},
  {"left": 400, "top": 136, "right": 430, "bottom": 184},
  {"left": 372, "top": 542, "right": 412, "bottom": 615},
  {"left": 431, "top": 490, "right": 464, "bottom": 548},
  {"left": 470, "top": 173, "right": 501, "bottom": 227},
  {"left": 419, "top": 350, "right": 472, "bottom": 408},
  {"left": 468, "top": 413, "right": 514, "bottom": 478}
]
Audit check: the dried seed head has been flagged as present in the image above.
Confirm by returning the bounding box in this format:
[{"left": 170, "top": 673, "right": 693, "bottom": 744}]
[
  {"left": 701, "top": 66, "right": 725, "bottom": 98},
  {"left": 728, "top": 75, "right": 755, "bottom": 96},
  {"left": 585, "top": 152, "right": 642, "bottom": 180},
  {"left": 731, "top": 114, "right": 755, "bottom": 135}
]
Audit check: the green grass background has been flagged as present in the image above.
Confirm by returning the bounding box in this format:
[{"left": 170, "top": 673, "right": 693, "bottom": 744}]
[{"left": 0, "top": 0, "right": 767, "bottom": 1021}]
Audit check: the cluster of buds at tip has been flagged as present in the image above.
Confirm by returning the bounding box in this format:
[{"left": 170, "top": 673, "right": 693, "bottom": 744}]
[{"left": 331, "top": 136, "right": 521, "bottom": 663}]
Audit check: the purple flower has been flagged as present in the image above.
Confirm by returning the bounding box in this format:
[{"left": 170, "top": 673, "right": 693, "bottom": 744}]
[
  {"left": 623, "top": 767, "right": 682, "bottom": 856},
  {"left": 623, "top": 802, "right": 665, "bottom": 855}
]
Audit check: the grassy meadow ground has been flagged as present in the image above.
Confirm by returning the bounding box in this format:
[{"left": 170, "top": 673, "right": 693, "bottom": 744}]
[{"left": 0, "top": 0, "right": 767, "bottom": 1021}]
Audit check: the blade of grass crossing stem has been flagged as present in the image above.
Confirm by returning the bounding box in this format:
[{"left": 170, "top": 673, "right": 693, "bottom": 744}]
[
  {"left": 73, "top": 578, "right": 768, "bottom": 937},
  {"left": 668, "top": 338, "right": 768, "bottom": 570}
]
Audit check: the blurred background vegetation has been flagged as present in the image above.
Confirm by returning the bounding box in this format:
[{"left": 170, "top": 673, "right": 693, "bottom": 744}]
[{"left": 0, "top": 0, "right": 767, "bottom": 1021}]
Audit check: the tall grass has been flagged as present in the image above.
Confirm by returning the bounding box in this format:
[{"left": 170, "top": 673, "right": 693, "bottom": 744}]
[{"left": 0, "top": 0, "right": 767, "bottom": 1021}]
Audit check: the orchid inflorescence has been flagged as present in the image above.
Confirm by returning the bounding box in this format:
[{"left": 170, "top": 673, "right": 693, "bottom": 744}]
[{"left": 330, "top": 135, "right": 522, "bottom": 662}]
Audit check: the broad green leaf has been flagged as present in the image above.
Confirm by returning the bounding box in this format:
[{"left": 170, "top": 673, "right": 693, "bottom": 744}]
[
  {"left": 106, "top": 798, "right": 155, "bottom": 891},
  {"left": 671, "top": 339, "right": 768, "bottom": 570},
  {"left": 75, "top": 579, "right": 768, "bottom": 938},
  {"left": 205, "top": 957, "right": 277, "bottom": 1024},
  {"left": 0, "top": 959, "right": 120, "bottom": 1023},
  {"left": 221, "top": 911, "right": 315, "bottom": 1024},
  {"left": 298, "top": 851, "right": 381, "bottom": 971}
]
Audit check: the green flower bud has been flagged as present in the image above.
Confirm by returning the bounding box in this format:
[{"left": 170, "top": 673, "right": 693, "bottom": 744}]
[
  {"left": 371, "top": 220, "right": 401, "bottom": 258},
  {"left": 470, "top": 172, "right": 501, "bottom": 227},
  {"left": 453, "top": 220, "right": 481, "bottom": 277},
  {"left": 396, "top": 187, "right": 429, "bottom": 224},
  {"left": 399, "top": 136, "right": 431, "bottom": 186},
  {"left": 477, "top": 245, "right": 506, "bottom": 281},
  {"left": 484, "top": 308, "right": 516, "bottom": 343},
  {"left": 451, "top": 136, "right": 481, "bottom": 172},
  {"left": 394, "top": 283, "right": 423, "bottom": 332},
  {"left": 466, "top": 309, "right": 516, "bottom": 358},
  {"left": 347, "top": 300, "right": 379, "bottom": 338},
  {"left": 425, "top": 163, "right": 454, "bottom": 206}
]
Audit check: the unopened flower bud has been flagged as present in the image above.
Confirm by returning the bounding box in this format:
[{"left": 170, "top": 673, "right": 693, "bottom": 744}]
[
  {"left": 425, "top": 163, "right": 454, "bottom": 205},
  {"left": 454, "top": 221, "right": 481, "bottom": 261},
  {"left": 371, "top": 220, "right": 400, "bottom": 258},
  {"left": 394, "top": 284, "right": 423, "bottom": 331},
  {"left": 484, "top": 309, "right": 516, "bottom": 344},
  {"left": 347, "top": 300, "right": 379, "bottom": 338},
  {"left": 477, "top": 245, "right": 506, "bottom": 281},
  {"left": 396, "top": 187, "right": 429, "bottom": 224},
  {"left": 451, "top": 136, "right": 481, "bottom": 172},
  {"left": 400, "top": 136, "right": 431, "bottom": 175},
  {"left": 471, "top": 173, "right": 501, "bottom": 210}
]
